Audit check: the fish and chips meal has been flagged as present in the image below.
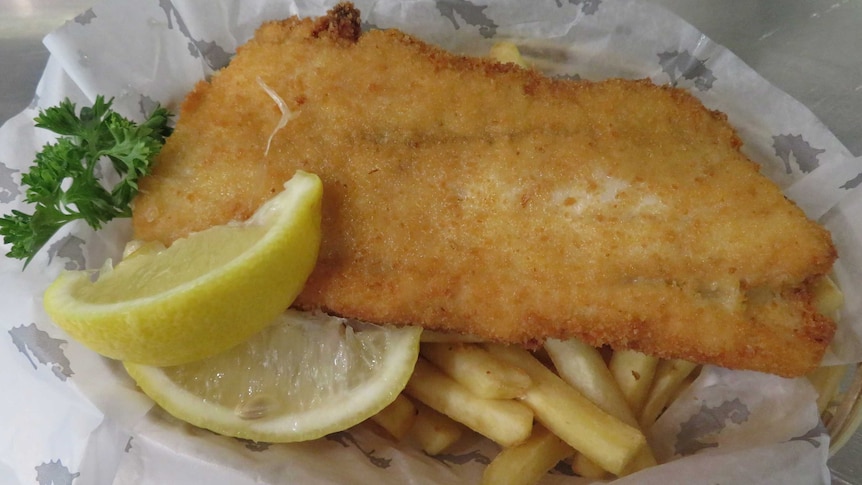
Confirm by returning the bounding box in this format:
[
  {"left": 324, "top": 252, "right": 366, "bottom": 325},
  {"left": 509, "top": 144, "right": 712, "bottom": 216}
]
[{"left": 4, "top": 3, "right": 849, "bottom": 484}]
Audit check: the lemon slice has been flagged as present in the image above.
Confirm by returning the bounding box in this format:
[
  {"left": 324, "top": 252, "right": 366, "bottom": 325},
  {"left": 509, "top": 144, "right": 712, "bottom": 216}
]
[
  {"left": 43, "top": 171, "right": 323, "bottom": 366},
  {"left": 125, "top": 310, "right": 422, "bottom": 443}
]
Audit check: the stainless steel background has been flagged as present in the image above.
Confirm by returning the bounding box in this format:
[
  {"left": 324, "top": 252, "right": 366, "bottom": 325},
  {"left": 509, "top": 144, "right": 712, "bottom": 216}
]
[{"left": 2, "top": 0, "right": 860, "bottom": 482}]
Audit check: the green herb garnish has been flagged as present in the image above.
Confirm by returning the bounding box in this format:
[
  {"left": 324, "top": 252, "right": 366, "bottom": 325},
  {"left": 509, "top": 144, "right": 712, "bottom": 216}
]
[{"left": 0, "top": 95, "right": 172, "bottom": 267}]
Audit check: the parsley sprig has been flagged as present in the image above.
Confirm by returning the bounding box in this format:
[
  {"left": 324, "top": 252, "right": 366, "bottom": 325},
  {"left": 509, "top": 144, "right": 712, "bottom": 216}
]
[{"left": 0, "top": 96, "right": 172, "bottom": 267}]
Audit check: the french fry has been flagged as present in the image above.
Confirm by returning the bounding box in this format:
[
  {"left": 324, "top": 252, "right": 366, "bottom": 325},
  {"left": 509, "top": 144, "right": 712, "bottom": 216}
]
[
  {"left": 544, "top": 338, "right": 637, "bottom": 427},
  {"left": 420, "top": 330, "right": 483, "bottom": 343},
  {"left": 410, "top": 400, "right": 464, "bottom": 455},
  {"left": 489, "top": 41, "right": 530, "bottom": 68},
  {"left": 571, "top": 453, "right": 607, "bottom": 479},
  {"left": 813, "top": 275, "right": 844, "bottom": 318},
  {"left": 639, "top": 359, "right": 698, "bottom": 429},
  {"left": 807, "top": 365, "right": 847, "bottom": 415},
  {"left": 404, "top": 358, "right": 534, "bottom": 447},
  {"left": 624, "top": 440, "right": 659, "bottom": 473},
  {"left": 484, "top": 344, "right": 648, "bottom": 476},
  {"left": 545, "top": 338, "right": 658, "bottom": 476},
  {"left": 807, "top": 276, "right": 844, "bottom": 416},
  {"left": 370, "top": 393, "right": 417, "bottom": 440},
  {"left": 609, "top": 349, "right": 659, "bottom": 417},
  {"left": 481, "top": 425, "right": 573, "bottom": 485},
  {"left": 667, "top": 365, "right": 701, "bottom": 406},
  {"left": 420, "top": 342, "right": 532, "bottom": 399}
]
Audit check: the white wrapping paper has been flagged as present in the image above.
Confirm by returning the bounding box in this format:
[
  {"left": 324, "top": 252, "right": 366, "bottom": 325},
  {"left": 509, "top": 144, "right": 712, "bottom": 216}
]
[{"left": 1, "top": 0, "right": 860, "bottom": 483}]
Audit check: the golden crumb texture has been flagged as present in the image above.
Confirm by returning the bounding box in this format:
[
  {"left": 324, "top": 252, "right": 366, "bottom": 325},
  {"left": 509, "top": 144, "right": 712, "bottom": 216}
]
[{"left": 132, "top": 3, "right": 837, "bottom": 377}]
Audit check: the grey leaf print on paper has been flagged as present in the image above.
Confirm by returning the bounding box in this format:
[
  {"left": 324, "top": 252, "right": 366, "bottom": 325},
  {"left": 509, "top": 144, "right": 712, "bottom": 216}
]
[
  {"left": 657, "top": 50, "right": 716, "bottom": 91},
  {"left": 326, "top": 431, "right": 392, "bottom": 468},
  {"left": 74, "top": 8, "right": 96, "bottom": 25},
  {"left": 431, "top": 449, "right": 491, "bottom": 467},
  {"left": 0, "top": 161, "right": 21, "bottom": 203},
  {"left": 158, "top": 0, "right": 231, "bottom": 71},
  {"left": 47, "top": 234, "right": 86, "bottom": 271},
  {"left": 139, "top": 95, "right": 161, "bottom": 120},
  {"left": 674, "top": 398, "right": 750, "bottom": 456},
  {"left": 237, "top": 438, "right": 271, "bottom": 452},
  {"left": 788, "top": 423, "right": 826, "bottom": 448},
  {"left": 840, "top": 172, "right": 862, "bottom": 190},
  {"left": 554, "top": 0, "right": 602, "bottom": 15},
  {"left": 35, "top": 460, "right": 80, "bottom": 485},
  {"left": 435, "top": 0, "right": 498, "bottom": 39},
  {"left": 361, "top": 20, "right": 380, "bottom": 32},
  {"left": 9, "top": 323, "right": 74, "bottom": 381},
  {"left": 773, "top": 134, "right": 825, "bottom": 174}
]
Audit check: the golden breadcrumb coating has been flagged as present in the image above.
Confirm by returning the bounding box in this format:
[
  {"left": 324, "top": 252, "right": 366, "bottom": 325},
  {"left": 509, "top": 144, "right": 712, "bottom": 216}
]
[{"left": 132, "top": 3, "right": 836, "bottom": 377}]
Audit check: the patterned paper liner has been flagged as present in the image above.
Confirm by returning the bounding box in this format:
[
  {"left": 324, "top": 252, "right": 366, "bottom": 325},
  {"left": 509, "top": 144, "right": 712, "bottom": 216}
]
[{"left": 2, "top": 0, "right": 861, "bottom": 483}]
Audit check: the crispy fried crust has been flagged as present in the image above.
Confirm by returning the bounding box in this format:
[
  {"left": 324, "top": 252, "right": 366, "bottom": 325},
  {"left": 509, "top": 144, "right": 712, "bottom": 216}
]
[{"left": 132, "top": 3, "right": 837, "bottom": 377}]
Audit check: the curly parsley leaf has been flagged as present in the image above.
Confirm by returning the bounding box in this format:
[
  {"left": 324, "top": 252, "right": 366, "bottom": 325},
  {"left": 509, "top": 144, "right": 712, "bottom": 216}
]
[{"left": 0, "top": 95, "right": 172, "bottom": 267}]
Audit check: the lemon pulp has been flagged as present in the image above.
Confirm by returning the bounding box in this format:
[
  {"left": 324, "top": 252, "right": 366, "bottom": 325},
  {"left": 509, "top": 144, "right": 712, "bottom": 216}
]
[{"left": 125, "top": 310, "right": 422, "bottom": 443}]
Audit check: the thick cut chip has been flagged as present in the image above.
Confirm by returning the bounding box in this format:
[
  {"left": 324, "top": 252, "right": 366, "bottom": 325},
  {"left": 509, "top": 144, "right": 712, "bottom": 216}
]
[{"left": 132, "top": 3, "right": 836, "bottom": 377}]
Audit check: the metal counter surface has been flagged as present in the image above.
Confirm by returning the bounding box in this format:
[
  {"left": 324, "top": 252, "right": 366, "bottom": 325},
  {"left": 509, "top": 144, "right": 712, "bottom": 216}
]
[{"left": 1, "top": 0, "right": 860, "bottom": 483}]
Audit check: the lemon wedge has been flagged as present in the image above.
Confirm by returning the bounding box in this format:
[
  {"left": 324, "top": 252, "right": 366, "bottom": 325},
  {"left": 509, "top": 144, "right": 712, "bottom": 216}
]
[
  {"left": 43, "top": 171, "right": 323, "bottom": 366},
  {"left": 125, "top": 310, "right": 422, "bottom": 443}
]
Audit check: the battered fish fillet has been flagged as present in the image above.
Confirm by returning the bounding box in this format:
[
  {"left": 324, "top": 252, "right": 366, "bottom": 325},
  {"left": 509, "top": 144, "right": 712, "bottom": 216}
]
[{"left": 132, "top": 4, "right": 837, "bottom": 377}]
